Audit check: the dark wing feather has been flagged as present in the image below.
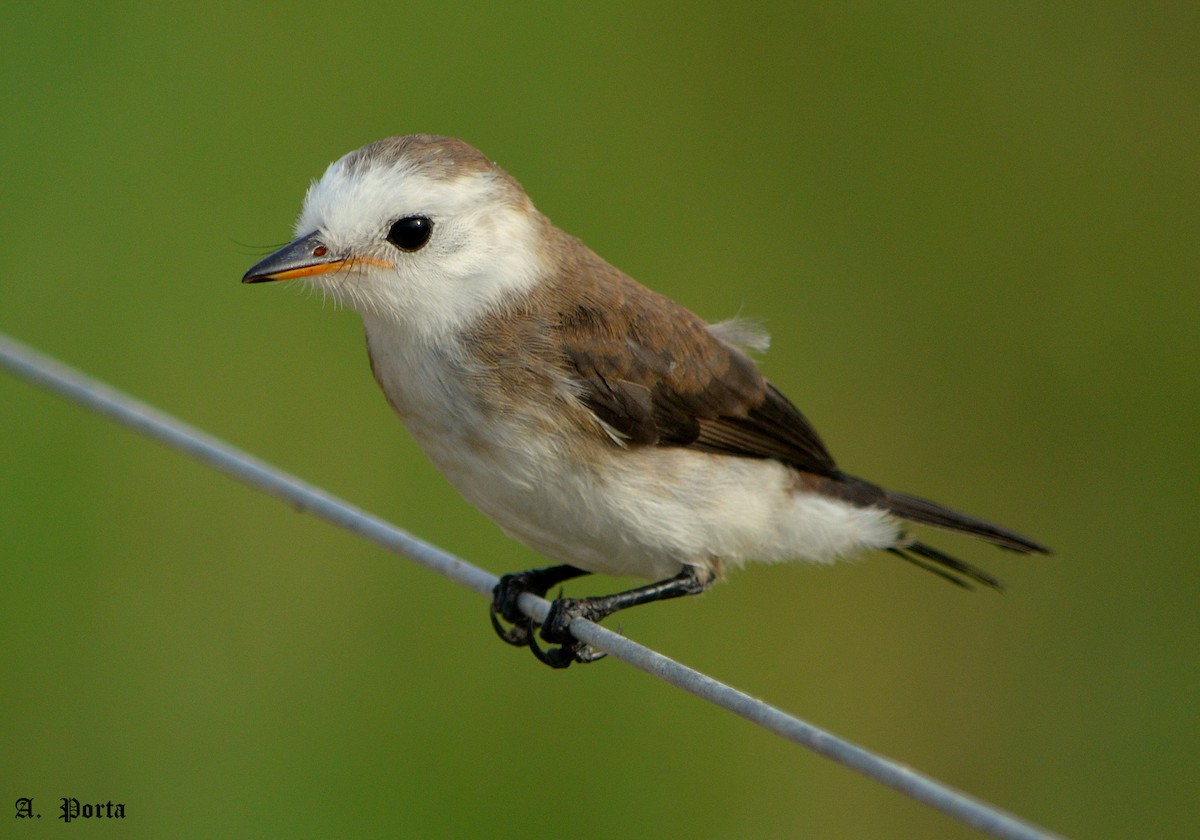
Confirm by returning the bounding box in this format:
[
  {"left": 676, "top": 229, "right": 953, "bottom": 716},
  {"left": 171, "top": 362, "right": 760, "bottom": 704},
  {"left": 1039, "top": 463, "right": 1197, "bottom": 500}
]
[
  {"left": 691, "top": 383, "right": 838, "bottom": 475},
  {"left": 556, "top": 268, "right": 839, "bottom": 478}
]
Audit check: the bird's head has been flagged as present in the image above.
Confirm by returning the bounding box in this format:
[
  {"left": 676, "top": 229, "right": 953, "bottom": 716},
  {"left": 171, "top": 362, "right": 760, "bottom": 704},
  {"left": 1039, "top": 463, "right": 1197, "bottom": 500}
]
[{"left": 243, "top": 135, "right": 548, "bottom": 337}]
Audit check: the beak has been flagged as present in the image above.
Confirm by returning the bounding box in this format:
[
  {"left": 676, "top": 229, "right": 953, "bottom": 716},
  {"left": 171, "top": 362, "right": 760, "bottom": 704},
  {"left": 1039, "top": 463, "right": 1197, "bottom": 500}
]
[{"left": 242, "top": 232, "right": 392, "bottom": 284}]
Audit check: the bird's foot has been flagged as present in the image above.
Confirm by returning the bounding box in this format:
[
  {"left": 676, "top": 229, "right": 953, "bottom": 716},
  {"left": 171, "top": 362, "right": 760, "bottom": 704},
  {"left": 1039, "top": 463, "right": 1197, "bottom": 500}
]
[
  {"left": 489, "top": 565, "right": 590, "bottom": 648},
  {"left": 489, "top": 573, "right": 539, "bottom": 647},
  {"left": 492, "top": 565, "right": 709, "bottom": 669},
  {"left": 527, "top": 597, "right": 612, "bottom": 669}
]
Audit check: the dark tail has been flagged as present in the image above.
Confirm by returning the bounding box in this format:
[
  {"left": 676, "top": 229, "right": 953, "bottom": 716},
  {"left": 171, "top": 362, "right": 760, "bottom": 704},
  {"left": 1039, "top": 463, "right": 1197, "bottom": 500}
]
[
  {"left": 882, "top": 489, "right": 1051, "bottom": 554},
  {"left": 822, "top": 475, "right": 1050, "bottom": 590}
]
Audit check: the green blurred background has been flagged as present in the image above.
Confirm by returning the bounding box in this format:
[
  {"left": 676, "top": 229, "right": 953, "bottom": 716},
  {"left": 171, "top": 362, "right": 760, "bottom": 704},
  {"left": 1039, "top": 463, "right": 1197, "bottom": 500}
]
[{"left": 2, "top": 3, "right": 1196, "bottom": 838}]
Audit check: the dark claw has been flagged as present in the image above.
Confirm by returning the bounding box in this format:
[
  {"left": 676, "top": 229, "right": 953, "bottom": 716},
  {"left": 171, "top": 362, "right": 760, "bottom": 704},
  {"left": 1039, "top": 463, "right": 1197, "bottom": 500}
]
[
  {"left": 527, "top": 632, "right": 583, "bottom": 668},
  {"left": 492, "top": 573, "right": 530, "bottom": 623},
  {"left": 489, "top": 573, "right": 537, "bottom": 647},
  {"left": 526, "top": 597, "right": 610, "bottom": 668},
  {"left": 540, "top": 598, "right": 590, "bottom": 644},
  {"left": 488, "top": 601, "right": 533, "bottom": 647}
]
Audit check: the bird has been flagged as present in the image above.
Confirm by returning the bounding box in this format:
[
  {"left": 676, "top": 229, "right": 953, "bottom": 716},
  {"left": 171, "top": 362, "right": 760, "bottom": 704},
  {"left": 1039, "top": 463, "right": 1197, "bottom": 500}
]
[{"left": 243, "top": 134, "right": 1049, "bottom": 668}]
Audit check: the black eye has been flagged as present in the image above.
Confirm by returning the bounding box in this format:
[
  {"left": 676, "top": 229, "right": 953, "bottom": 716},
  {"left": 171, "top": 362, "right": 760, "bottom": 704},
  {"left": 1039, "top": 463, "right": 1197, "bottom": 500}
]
[{"left": 386, "top": 216, "right": 433, "bottom": 251}]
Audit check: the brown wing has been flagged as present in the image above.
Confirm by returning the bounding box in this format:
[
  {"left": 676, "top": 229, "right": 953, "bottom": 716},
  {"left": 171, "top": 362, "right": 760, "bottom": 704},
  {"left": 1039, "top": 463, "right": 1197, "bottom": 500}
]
[
  {"left": 556, "top": 268, "right": 840, "bottom": 478},
  {"left": 543, "top": 244, "right": 1052, "bottom": 578}
]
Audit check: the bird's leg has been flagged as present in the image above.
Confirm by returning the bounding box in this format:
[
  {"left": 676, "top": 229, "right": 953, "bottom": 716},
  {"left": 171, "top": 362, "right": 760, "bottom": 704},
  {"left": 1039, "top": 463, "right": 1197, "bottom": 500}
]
[
  {"left": 489, "top": 564, "right": 591, "bottom": 647},
  {"left": 529, "top": 565, "right": 713, "bottom": 669}
]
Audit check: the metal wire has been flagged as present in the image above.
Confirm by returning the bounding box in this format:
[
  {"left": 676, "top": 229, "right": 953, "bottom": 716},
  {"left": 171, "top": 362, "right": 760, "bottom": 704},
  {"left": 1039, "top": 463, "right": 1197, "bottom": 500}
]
[{"left": 0, "top": 331, "right": 1066, "bottom": 840}]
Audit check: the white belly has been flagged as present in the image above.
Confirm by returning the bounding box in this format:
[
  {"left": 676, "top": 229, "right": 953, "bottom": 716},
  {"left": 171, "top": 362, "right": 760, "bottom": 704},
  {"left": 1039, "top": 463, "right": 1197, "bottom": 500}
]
[{"left": 365, "top": 322, "right": 900, "bottom": 581}]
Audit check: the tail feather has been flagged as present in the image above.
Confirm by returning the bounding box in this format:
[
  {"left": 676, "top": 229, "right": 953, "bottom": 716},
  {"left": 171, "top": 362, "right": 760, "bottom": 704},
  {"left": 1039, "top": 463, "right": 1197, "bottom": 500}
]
[
  {"left": 881, "top": 489, "right": 1051, "bottom": 555},
  {"left": 820, "top": 474, "right": 1050, "bottom": 590},
  {"left": 888, "top": 543, "right": 1005, "bottom": 591}
]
